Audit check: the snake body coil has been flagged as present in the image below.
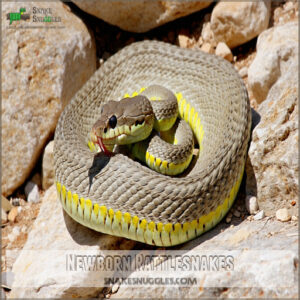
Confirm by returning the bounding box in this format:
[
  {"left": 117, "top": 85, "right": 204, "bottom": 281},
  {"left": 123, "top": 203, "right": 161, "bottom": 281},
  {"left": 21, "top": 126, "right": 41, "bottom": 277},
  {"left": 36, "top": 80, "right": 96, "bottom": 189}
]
[{"left": 54, "top": 41, "right": 251, "bottom": 246}]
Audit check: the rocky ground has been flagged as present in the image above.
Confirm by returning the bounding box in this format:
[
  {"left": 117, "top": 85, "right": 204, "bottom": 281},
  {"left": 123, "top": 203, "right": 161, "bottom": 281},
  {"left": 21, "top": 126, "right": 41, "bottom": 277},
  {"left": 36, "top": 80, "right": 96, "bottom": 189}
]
[{"left": 1, "top": 1, "right": 299, "bottom": 299}]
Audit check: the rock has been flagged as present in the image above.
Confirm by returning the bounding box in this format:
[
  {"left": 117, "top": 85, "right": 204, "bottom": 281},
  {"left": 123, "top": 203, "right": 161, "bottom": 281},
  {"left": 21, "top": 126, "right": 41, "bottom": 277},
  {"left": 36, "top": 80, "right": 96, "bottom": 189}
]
[
  {"left": 42, "top": 141, "right": 55, "bottom": 190},
  {"left": 178, "top": 34, "right": 190, "bottom": 48},
  {"left": 200, "top": 42, "right": 214, "bottom": 54},
  {"left": 246, "top": 48, "right": 298, "bottom": 217},
  {"left": 11, "top": 198, "right": 21, "bottom": 207},
  {"left": 201, "top": 21, "right": 217, "bottom": 47},
  {"left": 9, "top": 185, "right": 136, "bottom": 298},
  {"left": 253, "top": 210, "right": 265, "bottom": 220},
  {"left": 245, "top": 195, "right": 259, "bottom": 215},
  {"left": 8, "top": 226, "right": 20, "bottom": 243},
  {"left": 2, "top": 209, "right": 8, "bottom": 224},
  {"left": 233, "top": 210, "right": 241, "bottom": 218},
  {"left": 211, "top": 1, "right": 271, "bottom": 48},
  {"left": 8, "top": 207, "right": 18, "bottom": 223},
  {"left": 25, "top": 181, "right": 40, "bottom": 203},
  {"left": 225, "top": 216, "right": 232, "bottom": 223},
  {"left": 1, "top": 288, "right": 5, "bottom": 299},
  {"left": 2, "top": 195, "right": 12, "bottom": 212},
  {"left": 1, "top": 271, "right": 15, "bottom": 289},
  {"left": 238, "top": 67, "right": 248, "bottom": 78},
  {"left": 2, "top": 1, "right": 96, "bottom": 197},
  {"left": 248, "top": 22, "right": 298, "bottom": 103},
  {"left": 291, "top": 216, "right": 298, "bottom": 221},
  {"left": 215, "top": 42, "right": 233, "bottom": 62},
  {"left": 111, "top": 218, "right": 298, "bottom": 298},
  {"left": 72, "top": 1, "right": 212, "bottom": 33},
  {"left": 276, "top": 208, "right": 291, "bottom": 222}
]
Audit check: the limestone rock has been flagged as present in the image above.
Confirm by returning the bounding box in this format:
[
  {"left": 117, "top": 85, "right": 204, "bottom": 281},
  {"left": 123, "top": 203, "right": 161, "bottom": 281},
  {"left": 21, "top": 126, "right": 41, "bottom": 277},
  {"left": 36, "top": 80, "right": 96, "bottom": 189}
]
[
  {"left": 24, "top": 181, "right": 40, "bottom": 203},
  {"left": 246, "top": 57, "right": 298, "bottom": 217},
  {"left": 111, "top": 219, "right": 298, "bottom": 298},
  {"left": 253, "top": 210, "right": 265, "bottom": 221},
  {"left": 200, "top": 42, "right": 214, "bottom": 54},
  {"left": 2, "top": 195, "right": 12, "bottom": 213},
  {"left": 248, "top": 21, "right": 298, "bottom": 103},
  {"left": 8, "top": 207, "right": 19, "bottom": 223},
  {"left": 178, "top": 34, "right": 190, "bottom": 48},
  {"left": 2, "top": 2, "right": 96, "bottom": 196},
  {"left": 9, "top": 185, "right": 136, "bottom": 298},
  {"left": 42, "top": 141, "right": 55, "bottom": 190},
  {"left": 72, "top": 0, "right": 212, "bottom": 33},
  {"left": 238, "top": 67, "right": 248, "bottom": 78},
  {"left": 245, "top": 195, "right": 258, "bottom": 215},
  {"left": 211, "top": 1, "right": 271, "bottom": 49},
  {"left": 2, "top": 209, "right": 8, "bottom": 224},
  {"left": 215, "top": 42, "right": 233, "bottom": 62},
  {"left": 276, "top": 208, "right": 291, "bottom": 222}
]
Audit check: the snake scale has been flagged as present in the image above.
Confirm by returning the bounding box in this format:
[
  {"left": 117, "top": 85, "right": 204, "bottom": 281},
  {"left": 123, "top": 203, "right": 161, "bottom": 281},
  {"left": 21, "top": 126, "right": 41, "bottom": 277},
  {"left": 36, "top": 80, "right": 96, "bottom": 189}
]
[{"left": 54, "top": 41, "right": 251, "bottom": 247}]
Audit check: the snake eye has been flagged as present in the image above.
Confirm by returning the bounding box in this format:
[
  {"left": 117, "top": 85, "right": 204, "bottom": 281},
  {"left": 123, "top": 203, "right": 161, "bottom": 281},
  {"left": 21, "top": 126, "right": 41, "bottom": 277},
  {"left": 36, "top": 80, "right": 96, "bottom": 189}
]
[{"left": 109, "top": 115, "right": 117, "bottom": 129}]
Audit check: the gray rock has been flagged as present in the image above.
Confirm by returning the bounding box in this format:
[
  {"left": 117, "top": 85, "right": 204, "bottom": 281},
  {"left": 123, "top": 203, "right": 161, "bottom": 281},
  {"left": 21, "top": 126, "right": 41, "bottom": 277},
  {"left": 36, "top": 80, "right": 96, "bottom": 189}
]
[
  {"left": 248, "top": 21, "right": 298, "bottom": 103},
  {"left": 111, "top": 219, "right": 298, "bottom": 299},
  {"left": 246, "top": 55, "right": 298, "bottom": 217},
  {"left": 72, "top": 1, "right": 212, "bottom": 33},
  {"left": 2, "top": 1, "right": 96, "bottom": 197},
  {"left": 24, "top": 181, "right": 40, "bottom": 203}
]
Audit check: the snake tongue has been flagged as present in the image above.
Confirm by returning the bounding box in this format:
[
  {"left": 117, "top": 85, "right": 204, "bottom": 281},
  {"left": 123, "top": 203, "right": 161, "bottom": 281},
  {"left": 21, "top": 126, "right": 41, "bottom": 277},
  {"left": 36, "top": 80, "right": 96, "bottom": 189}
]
[{"left": 98, "top": 137, "right": 111, "bottom": 155}]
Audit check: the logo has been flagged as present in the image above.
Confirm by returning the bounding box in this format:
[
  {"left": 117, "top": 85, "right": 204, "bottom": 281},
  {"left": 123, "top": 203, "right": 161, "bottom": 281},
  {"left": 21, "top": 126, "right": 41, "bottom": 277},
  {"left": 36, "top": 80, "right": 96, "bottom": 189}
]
[{"left": 6, "top": 8, "right": 30, "bottom": 25}]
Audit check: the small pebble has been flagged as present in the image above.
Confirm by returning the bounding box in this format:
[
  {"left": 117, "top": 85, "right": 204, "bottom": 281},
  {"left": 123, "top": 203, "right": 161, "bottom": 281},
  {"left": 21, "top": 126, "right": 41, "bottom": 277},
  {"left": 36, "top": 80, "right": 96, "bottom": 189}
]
[
  {"left": 2, "top": 209, "right": 8, "bottom": 224},
  {"left": 8, "top": 207, "right": 18, "bottom": 222},
  {"left": 291, "top": 216, "right": 298, "bottom": 221},
  {"left": 290, "top": 200, "right": 296, "bottom": 206},
  {"left": 245, "top": 195, "right": 258, "bottom": 215},
  {"left": 225, "top": 216, "right": 232, "bottom": 223},
  {"left": 12, "top": 226, "right": 20, "bottom": 236},
  {"left": 178, "top": 34, "right": 190, "bottom": 48},
  {"left": 233, "top": 210, "right": 241, "bottom": 218},
  {"left": 17, "top": 207, "right": 22, "bottom": 214},
  {"left": 11, "top": 198, "right": 20, "bottom": 206},
  {"left": 2, "top": 195, "right": 12, "bottom": 213},
  {"left": 25, "top": 181, "right": 40, "bottom": 203},
  {"left": 238, "top": 66, "right": 248, "bottom": 78},
  {"left": 1, "top": 271, "right": 15, "bottom": 289},
  {"left": 200, "top": 42, "right": 213, "bottom": 54},
  {"left": 230, "top": 224, "right": 234, "bottom": 229},
  {"left": 253, "top": 210, "right": 265, "bottom": 220},
  {"left": 215, "top": 42, "right": 233, "bottom": 62},
  {"left": 276, "top": 208, "right": 291, "bottom": 222}
]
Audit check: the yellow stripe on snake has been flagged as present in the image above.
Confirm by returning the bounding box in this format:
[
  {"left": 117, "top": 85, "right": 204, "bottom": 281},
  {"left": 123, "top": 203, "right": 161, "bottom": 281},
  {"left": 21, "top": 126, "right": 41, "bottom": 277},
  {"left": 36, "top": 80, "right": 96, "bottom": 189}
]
[{"left": 54, "top": 41, "right": 251, "bottom": 247}]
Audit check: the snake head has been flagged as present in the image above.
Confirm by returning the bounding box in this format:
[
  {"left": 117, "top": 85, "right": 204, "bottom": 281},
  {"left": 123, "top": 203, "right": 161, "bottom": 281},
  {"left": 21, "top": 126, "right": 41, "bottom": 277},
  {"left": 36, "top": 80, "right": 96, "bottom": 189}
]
[{"left": 91, "top": 95, "right": 154, "bottom": 152}]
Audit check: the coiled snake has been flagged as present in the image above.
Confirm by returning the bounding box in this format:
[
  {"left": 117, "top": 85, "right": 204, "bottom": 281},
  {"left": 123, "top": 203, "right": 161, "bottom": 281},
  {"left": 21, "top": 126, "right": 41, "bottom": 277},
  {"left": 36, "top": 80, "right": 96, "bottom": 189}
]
[{"left": 54, "top": 41, "right": 251, "bottom": 247}]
